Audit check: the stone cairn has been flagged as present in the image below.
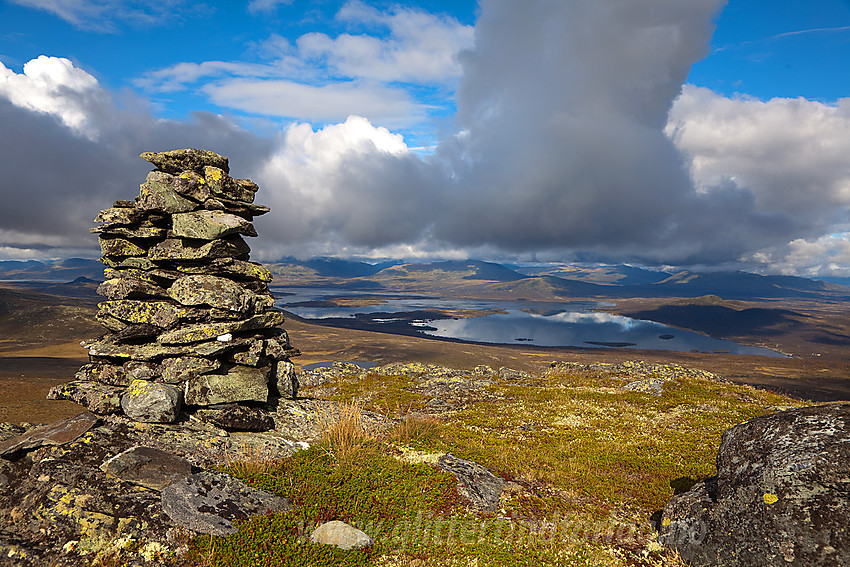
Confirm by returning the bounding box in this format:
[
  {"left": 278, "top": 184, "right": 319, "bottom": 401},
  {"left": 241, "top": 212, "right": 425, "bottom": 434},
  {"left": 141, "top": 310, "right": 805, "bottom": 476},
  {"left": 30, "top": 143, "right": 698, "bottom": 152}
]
[{"left": 49, "top": 149, "right": 299, "bottom": 430}]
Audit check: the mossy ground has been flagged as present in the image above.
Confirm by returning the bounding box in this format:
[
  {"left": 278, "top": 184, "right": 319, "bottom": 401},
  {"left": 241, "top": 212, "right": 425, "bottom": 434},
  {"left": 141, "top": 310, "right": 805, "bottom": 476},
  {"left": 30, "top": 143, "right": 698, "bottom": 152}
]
[{"left": 184, "top": 360, "right": 805, "bottom": 566}]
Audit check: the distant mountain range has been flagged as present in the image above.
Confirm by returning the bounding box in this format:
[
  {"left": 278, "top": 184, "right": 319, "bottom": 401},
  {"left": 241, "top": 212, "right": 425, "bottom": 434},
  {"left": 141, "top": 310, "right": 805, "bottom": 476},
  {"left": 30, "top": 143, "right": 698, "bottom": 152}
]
[
  {"left": 1, "top": 257, "right": 848, "bottom": 301},
  {"left": 0, "top": 259, "right": 104, "bottom": 282}
]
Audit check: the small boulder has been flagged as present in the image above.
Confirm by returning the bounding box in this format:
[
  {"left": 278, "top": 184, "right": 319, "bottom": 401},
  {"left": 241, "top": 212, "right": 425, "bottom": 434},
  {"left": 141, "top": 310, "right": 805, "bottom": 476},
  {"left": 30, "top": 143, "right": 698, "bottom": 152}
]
[
  {"left": 47, "top": 380, "right": 123, "bottom": 414},
  {"left": 168, "top": 274, "right": 254, "bottom": 312},
  {"left": 273, "top": 360, "right": 299, "bottom": 399},
  {"left": 160, "top": 356, "right": 220, "bottom": 384},
  {"left": 0, "top": 412, "right": 98, "bottom": 459},
  {"left": 310, "top": 520, "right": 373, "bottom": 550},
  {"left": 121, "top": 380, "right": 182, "bottom": 423},
  {"left": 171, "top": 210, "right": 257, "bottom": 240}
]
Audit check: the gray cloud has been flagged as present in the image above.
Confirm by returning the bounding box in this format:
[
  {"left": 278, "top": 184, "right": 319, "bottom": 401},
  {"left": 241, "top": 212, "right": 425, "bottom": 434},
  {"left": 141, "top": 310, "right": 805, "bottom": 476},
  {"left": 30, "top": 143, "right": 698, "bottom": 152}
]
[
  {"left": 0, "top": 77, "right": 274, "bottom": 258},
  {"left": 3, "top": 1, "right": 850, "bottom": 276},
  {"left": 432, "top": 0, "right": 733, "bottom": 261}
]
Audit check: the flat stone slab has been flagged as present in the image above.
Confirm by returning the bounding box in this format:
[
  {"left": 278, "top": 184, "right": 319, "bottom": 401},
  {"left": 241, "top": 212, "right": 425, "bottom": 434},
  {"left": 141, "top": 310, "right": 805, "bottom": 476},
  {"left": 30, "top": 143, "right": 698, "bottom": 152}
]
[
  {"left": 193, "top": 404, "right": 275, "bottom": 432},
  {"left": 141, "top": 148, "right": 229, "bottom": 175},
  {"left": 310, "top": 520, "right": 373, "bottom": 550},
  {"left": 0, "top": 412, "right": 98, "bottom": 459},
  {"left": 46, "top": 381, "right": 123, "bottom": 414},
  {"left": 437, "top": 453, "right": 504, "bottom": 513},
  {"left": 100, "top": 445, "right": 193, "bottom": 491},
  {"left": 171, "top": 210, "right": 256, "bottom": 240},
  {"left": 160, "top": 470, "right": 292, "bottom": 536}
]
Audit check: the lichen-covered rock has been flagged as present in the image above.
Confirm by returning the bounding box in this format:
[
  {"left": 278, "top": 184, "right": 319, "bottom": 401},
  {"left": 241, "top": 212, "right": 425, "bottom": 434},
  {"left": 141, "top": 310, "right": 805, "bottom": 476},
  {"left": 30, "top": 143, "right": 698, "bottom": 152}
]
[
  {"left": 231, "top": 339, "right": 265, "bottom": 366},
  {"left": 101, "top": 255, "right": 155, "bottom": 271},
  {"left": 160, "top": 470, "right": 291, "bottom": 536},
  {"left": 91, "top": 222, "right": 167, "bottom": 239},
  {"left": 184, "top": 364, "right": 270, "bottom": 406},
  {"left": 141, "top": 148, "right": 229, "bottom": 175},
  {"left": 76, "top": 362, "right": 129, "bottom": 386},
  {"left": 157, "top": 312, "right": 285, "bottom": 344},
  {"left": 0, "top": 412, "right": 98, "bottom": 459},
  {"left": 83, "top": 337, "right": 188, "bottom": 361},
  {"left": 46, "top": 381, "right": 123, "bottom": 414},
  {"left": 97, "top": 277, "right": 169, "bottom": 300},
  {"left": 121, "top": 380, "right": 182, "bottom": 423},
  {"left": 160, "top": 356, "right": 220, "bottom": 384},
  {"left": 171, "top": 210, "right": 257, "bottom": 240},
  {"left": 98, "top": 299, "right": 203, "bottom": 328},
  {"left": 93, "top": 206, "right": 145, "bottom": 227},
  {"left": 148, "top": 237, "right": 250, "bottom": 262},
  {"left": 98, "top": 236, "right": 147, "bottom": 257},
  {"left": 175, "top": 257, "right": 272, "bottom": 282},
  {"left": 139, "top": 170, "right": 200, "bottom": 213},
  {"left": 273, "top": 360, "right": 299, "bottom": 399},
  {"left": 170, "top": 170, "right": 211, "bottom": 201},
  {"left": 168, "top": 274, "right": 256, "bottom": 312},
  {"left": 658, "top": 403, "right": 850, "bottom": 566},
  {"left": 203, "top": 166, "right": 255, "bottom": 203},
  {"left": 193, "top": 404, "right": 275, "bottom": 432}
]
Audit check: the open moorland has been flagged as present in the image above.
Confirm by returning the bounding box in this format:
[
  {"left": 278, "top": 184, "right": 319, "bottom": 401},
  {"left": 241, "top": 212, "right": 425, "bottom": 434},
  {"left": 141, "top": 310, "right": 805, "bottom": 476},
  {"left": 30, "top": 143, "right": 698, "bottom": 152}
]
[{"left": 1, "top": 258, "right": 849, "bottom": 426}]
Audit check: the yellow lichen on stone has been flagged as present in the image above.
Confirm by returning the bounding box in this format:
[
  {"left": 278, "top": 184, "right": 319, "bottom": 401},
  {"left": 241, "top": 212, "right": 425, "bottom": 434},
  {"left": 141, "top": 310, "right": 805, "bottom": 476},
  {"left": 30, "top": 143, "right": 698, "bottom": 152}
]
[
  {"left": 125, "top": 379, "right": 149, "bottom": 399},
  {"left": 42, "top": 485, "right": 117, "bottom": 540},
  {"left": 204, "top": 166, "right": 224, "bottom": 181},
  {"left": 662, "top": 518, "right": 671, "bottom": 526},
  {"left": 763, "top": 493, "right": 779, "bottom": 504},
  {"left": 179, "top": 171, "right": 206, "bottom": 184},
  {"left": 393, "top": 445, "right": 444, "bottom": 465}
]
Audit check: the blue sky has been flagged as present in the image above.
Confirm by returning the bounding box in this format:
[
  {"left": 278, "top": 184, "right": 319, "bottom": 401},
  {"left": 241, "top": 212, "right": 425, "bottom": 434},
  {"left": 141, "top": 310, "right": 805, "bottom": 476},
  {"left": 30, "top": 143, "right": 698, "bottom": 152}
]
[{"left": 1, "top": 0, "right": 850, "bottom": 277}]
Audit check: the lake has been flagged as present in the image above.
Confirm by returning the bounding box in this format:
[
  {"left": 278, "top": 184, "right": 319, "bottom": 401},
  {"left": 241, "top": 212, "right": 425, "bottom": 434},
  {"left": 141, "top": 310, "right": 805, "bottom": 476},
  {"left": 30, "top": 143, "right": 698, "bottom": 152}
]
[{"left": 272, "top": 287, "right": 785, "bottom": 357}]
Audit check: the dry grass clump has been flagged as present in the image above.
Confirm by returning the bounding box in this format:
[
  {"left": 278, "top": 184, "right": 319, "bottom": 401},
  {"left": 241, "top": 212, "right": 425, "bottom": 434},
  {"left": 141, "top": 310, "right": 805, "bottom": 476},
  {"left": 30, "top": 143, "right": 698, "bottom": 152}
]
[
  {"left": 221, "top": 441, "right": 285, "bottom": 479},
  {"left": 315, "top": 400, "right": 374, "bottom": 463},
  {"left": 384, "top": 413, "right": 443, "bottom": 447}
]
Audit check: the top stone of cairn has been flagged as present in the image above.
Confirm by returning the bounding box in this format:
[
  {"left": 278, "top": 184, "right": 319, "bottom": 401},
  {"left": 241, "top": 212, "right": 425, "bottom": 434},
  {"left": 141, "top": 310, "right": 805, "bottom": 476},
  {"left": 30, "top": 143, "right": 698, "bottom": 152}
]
[{"left": 140, "top": 149, "right": 230, "bottom": 175}]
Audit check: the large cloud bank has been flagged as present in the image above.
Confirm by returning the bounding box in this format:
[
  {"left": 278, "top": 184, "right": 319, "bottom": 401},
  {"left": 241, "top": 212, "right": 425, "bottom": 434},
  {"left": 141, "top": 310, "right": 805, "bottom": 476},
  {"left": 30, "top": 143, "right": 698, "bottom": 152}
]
[{"left": 2, "top": 0, "right": 850, "bottom": 276}]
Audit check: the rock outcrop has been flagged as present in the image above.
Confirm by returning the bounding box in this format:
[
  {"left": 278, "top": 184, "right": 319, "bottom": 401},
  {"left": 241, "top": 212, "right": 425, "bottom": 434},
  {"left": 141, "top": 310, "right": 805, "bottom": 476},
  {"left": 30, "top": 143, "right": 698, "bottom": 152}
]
[
  {"left": 0, "top": 407, "right": 317, "bottom": 566},
  {"left": 657, "top": 403, "right": 850, "bottom": 566},
  {"left": 48, "top": 149, "right": 299, "bottom": 430}
]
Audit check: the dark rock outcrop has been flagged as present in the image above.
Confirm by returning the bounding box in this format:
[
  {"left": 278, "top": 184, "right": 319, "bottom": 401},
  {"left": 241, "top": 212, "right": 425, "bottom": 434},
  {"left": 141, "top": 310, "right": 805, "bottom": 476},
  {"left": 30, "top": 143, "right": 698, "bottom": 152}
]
[
  {"left": 437, "top": 453, "right": 504, "bottom": 514},
  {"left": 0, "top": 400, "right": 326, "bottom": 566},
  {"left": 161, "top": 471, "right": 292, "bottom": 536},
  {"left": 658, "top": 403, "right": 850, "bottom": 566}
]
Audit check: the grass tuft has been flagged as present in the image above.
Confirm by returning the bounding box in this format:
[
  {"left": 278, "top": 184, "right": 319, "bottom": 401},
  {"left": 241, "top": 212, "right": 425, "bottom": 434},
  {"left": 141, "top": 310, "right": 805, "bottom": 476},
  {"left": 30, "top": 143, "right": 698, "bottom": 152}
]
[{"left": 315, "top": 400, "right": 374, "bottom": 464}]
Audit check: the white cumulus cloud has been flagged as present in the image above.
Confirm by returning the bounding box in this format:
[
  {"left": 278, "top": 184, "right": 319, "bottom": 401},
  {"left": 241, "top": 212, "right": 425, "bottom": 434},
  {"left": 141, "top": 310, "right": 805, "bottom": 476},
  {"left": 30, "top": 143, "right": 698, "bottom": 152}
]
[
  {"left": 205, "top": 79, "right": 423, "bottom": 128},
  {"left": 138, "top": 0, "right": 472, "bottom": 130},
  {"left": 298, "top": 1, "right": 474, "bottom": 83},
  {"left": 0, "top": 56, "right": 104, "bottom": 138}
]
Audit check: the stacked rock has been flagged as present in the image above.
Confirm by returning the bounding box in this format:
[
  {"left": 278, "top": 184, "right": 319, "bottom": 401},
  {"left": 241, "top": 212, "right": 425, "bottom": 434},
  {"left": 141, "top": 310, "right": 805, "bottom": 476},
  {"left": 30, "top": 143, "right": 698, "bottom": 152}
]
[{"left": 49, "top": 149, "right": 299, "bottom": 429}]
